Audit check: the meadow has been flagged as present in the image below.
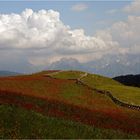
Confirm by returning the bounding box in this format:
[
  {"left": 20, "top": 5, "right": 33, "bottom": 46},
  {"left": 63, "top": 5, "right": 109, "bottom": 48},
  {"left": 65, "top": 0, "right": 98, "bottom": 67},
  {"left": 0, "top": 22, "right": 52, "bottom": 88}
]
[{"left": 0, "top": 70, "right": 140, "bottom": 138}]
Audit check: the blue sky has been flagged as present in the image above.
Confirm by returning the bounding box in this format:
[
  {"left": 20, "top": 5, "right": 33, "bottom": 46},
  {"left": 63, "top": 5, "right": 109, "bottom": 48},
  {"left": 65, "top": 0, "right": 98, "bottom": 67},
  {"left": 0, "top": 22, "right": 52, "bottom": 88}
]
[{"left": 0, "top": 1, "right": 131, "bottom": 35}]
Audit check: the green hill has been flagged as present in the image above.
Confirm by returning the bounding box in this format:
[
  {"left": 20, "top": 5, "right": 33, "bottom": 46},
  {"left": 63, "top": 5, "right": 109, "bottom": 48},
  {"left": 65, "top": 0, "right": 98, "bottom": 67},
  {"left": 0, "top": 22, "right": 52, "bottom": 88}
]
[
  {"left": 0, "top": 70, "right": 140, "bottom": 138},
  {"left": 80, "top": 73, "right": 140, "bottom": 105},
  {"left": 51, "top": 70, "right": 140, "bottom": 105}
]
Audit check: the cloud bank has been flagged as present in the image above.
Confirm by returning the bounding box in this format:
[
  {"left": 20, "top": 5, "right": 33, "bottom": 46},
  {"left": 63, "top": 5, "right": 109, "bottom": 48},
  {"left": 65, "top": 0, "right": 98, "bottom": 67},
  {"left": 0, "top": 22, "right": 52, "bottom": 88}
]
[
  {"left": 0, "top": 8, "right": 120, "bottom": 66},
  {"left": 0, "top": 1, "right": 139, "bottom": 74}
]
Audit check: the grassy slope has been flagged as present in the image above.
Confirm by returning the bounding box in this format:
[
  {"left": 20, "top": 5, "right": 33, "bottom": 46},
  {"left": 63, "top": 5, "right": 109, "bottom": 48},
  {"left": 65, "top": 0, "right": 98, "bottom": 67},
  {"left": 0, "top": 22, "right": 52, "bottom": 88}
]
[
  {"left": 50, "top": 70, "right": 85, "bottom": 79},
  {"left": 0, "top": 70, "right": 140, "bottom": 138},
  {"left": 99, "top": 85, "right": 140, "bottom": 105},
  {"left": 0, "top": 72, "right": 138, "bottom": 111},
  {"left": 80, "top": 73, "right": 140, "bottom": 105},
  {"left": 51, "top": 71, "right": 140, "bottom": 105},
  {"left": 0, "top": 104, "right": 138, "bottom": 139}
]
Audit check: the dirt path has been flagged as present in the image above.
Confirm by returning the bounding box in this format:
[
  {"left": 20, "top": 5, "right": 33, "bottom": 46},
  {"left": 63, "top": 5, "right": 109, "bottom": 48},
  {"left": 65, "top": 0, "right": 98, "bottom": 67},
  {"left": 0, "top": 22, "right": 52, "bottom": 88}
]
[
  {"left": 49, "top": 70, "right": 63, "bottom": 76},
  {"left": 78, "top": 72, "right": 88, "bottom": 80},
  {"left": 43, "top": 70, "right": 63, "bottom": 77}
]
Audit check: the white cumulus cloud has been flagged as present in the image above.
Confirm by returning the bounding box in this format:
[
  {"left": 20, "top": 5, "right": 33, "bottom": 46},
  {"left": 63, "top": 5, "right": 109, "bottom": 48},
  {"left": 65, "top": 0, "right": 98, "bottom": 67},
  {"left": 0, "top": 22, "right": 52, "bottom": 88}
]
[
  {"left": 104, "top": 15, "right": 140, "bottom": 54},
  {"left": 0, "top": 8, "right": 119, "bottom": 67}
]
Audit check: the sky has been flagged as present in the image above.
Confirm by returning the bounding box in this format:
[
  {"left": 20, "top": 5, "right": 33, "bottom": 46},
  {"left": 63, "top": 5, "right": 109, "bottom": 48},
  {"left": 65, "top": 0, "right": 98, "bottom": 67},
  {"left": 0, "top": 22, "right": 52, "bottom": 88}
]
[
  {"left": 0, "top": 0, "right": 140, "bottom": 76},
  {"left": 0, "top": 1, "right": 130, "bottom": 35}
]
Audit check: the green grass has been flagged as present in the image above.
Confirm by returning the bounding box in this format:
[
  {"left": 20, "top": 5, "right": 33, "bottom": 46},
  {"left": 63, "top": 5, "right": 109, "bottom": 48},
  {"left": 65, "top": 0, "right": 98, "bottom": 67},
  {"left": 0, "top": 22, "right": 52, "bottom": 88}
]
[
  {"left": 0, "top": 104, "right": 139, "bottom": 139},
  {"left": 60, "top": 82, "right": 85, "bottom": 99},
  {"left": 81, "top": 73, "right": 121, "bottom": 88},
  {"left": 51, "top": 70, "right": 84, "bottom": 79},
  {"left": 99, "top": 85, "right": 140, "bottom": 105},
  {"left": 32, "top": 70, "right": 60, "bottom": 76},
  {"left": 81, "top": 73, "right": 140, "bottom": 105}
]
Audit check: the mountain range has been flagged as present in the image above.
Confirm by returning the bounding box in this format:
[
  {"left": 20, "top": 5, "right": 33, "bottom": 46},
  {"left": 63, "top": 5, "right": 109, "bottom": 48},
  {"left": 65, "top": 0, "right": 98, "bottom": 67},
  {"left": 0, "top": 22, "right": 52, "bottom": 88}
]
[
  {"left": 0, "top": 71, "right": 21, "bottom": 77},
  {"left": 46, "top": 54, "right": 140, "bottom": 77}
]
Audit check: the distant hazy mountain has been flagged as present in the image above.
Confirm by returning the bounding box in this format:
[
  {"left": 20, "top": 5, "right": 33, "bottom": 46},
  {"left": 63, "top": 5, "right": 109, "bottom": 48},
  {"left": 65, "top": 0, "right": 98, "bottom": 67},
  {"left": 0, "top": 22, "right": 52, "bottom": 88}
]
[
  {"left": 47, "top": 54, "right": 140, "bottom": 77},
  {"left": 113, "top": 74, "right": 140, "bottom": 88},
  {"left": 0, "top": 71, "right": 21, "bottom": 77}
]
